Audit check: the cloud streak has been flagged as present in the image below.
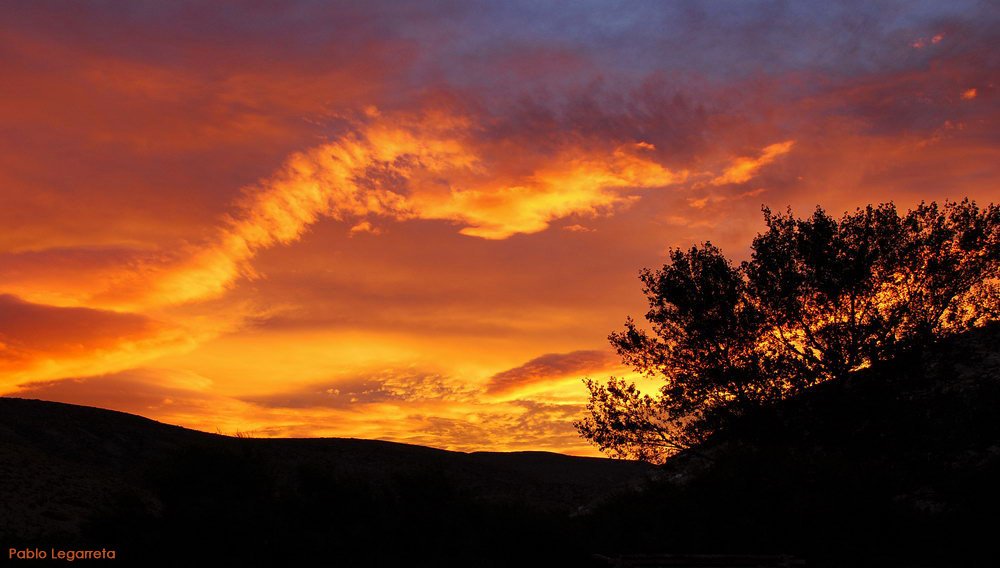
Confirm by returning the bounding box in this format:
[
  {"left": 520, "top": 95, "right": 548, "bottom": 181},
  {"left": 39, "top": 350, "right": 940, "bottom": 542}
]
[
  {"left": 710, "top": 141, "right": 795, "bottom": 186},
  {"left": 59, "top": 110, "right": 688, "bottom": 311},
  {"left": 487, "top": 349, "right": 621, "bottom": 395},
  {"left": 0, "top": 295, "right": 193, "bottom": 389}
]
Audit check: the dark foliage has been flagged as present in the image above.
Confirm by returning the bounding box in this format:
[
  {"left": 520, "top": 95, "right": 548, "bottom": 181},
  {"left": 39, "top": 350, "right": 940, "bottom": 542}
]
[
  {"left": 578, "top": 199, "right": 1000, "bottom": 462},
  {"left": 584, "top": 323, "right": 1000, "bottom": 567}
]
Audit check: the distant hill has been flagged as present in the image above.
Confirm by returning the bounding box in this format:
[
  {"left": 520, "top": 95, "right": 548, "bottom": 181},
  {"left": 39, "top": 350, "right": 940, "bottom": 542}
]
[
  {"left": 0, "top": 397, "right": 650, "bottom": 566},
  {"left": 2, "top": 324, "right": 998, "bottom": 567}
]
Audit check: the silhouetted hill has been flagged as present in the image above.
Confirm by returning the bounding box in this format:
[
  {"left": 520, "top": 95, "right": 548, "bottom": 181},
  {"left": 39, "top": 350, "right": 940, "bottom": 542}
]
[
  {"left": 586, "top": 323, "right": 1000, "bottom": 567},
  {"left": 3, "top": 324, "right": 999, "bottom": 566},
  {"left": 0, "top": 397, "right": 650, "bottom": 566}
]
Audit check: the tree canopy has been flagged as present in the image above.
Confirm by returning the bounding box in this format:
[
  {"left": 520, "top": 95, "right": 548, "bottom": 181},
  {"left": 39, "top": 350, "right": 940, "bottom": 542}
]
[{"left": 576, "top": 199, "right": 1000, "bottom": 463}]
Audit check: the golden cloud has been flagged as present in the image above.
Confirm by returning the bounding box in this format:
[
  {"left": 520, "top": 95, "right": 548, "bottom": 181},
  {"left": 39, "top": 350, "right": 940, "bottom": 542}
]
[
  {"left": 0, "top": 295, "right": 195, "bottom": 389},
  {"left": 486, "top": 349, "right": 622, "bottom": 396},
  {"left": 46, "top": 112, "right": 688, "bottom": 311},
  {"left": 710, "top": 140, "right": 795, "bottom": 186}
]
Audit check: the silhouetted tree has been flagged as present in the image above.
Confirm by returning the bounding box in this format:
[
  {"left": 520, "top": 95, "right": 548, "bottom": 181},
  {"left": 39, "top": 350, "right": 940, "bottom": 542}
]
[
  {"left": 745, "top": 203, "right": 906, "bottom": 382},
  {"left": 578, "top": 244, "right": 781, "bottom": 462},
  {"left": 578, "top": 199, "right": 1000, "bottom": 463},
  {"left": 892, "top": 200, "right": 1000, "bottom": 342}
]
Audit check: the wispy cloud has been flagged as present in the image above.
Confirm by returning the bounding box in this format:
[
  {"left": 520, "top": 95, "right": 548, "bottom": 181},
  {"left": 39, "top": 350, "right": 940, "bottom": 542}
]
[
  {"left": 6, "top": 111, "right": 686, "bottom": 312},
  {"left": 487, "top": 349, "right": 621, "bottom": 395},
  {"left": 0, "top": 294, "right": 193, "bottom": 389},
  {"left": 710, "top": 141, "right": 795, "bottom": 186}
]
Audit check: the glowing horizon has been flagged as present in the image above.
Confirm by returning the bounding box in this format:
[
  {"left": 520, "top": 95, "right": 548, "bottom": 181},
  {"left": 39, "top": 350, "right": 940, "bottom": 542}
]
[{"left": 1, "top": 1, "right": 997, "bottom": 455}]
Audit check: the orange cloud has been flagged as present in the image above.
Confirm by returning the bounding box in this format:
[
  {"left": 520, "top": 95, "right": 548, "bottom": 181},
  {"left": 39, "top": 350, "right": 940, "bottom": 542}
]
[
  {"left": 349, "top": 221, "right": 382, "bottom": 236},
  {"left": 10, "top": 112, "right": 684, "bottom": 313},
  {"left": 0, "top": 295, "right": 193, "bottom": 389},
  {"left": 486, "top": 349, "right": 621, "bottom": 395},
  {"left": 415, "top": 142, "right": 684, "bottom": 239},
  {"left": 710, "top": 140, "right": 795, "bottom": 186}
]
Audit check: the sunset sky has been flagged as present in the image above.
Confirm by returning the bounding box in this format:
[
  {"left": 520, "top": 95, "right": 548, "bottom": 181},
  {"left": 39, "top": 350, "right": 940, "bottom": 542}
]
[{"left": 1, "top": 1, "right": 997, "bottom": 455}]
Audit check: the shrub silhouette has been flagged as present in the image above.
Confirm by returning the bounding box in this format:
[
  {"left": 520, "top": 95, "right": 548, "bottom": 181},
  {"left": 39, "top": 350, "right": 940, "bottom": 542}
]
[{"left": 577, "top": 199, "right": 1000, "bottom": 462}]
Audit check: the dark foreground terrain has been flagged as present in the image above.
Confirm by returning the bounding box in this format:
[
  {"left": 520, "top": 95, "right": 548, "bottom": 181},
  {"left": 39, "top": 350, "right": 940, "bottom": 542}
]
[
  {"left": 0, "top": 397, "right": 651, "bottom": 566},
  {"left": 2, "top": 324, "right": 999, "bottom": 567},
  {"left": 589, "top": 323, "right": 1000, "bottom": 568}
]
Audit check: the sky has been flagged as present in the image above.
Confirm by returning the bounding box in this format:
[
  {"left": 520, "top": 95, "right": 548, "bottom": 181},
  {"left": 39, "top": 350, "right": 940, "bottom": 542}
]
[{"left": 1, "top": 0, "right": 997, "bottom": 455}]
